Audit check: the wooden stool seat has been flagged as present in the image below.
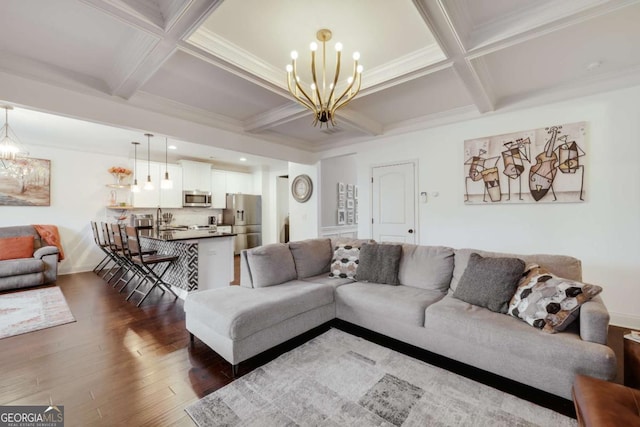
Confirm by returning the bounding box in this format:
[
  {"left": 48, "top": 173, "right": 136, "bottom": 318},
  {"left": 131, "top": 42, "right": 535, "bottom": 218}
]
[{"left": 572, "top": 374, "right": 640, "bottom": 426}]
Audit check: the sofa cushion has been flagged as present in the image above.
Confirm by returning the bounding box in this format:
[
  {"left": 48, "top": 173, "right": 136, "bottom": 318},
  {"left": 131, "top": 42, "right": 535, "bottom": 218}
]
[
  {"left": 508, "top": 264, "right": 603, "bottom": 333},
  {"left": 336, "top": 282, "right": 446, "bottom": 326},
  {"left": 423, "top": 295, "right": 616, "bottom": 396},
  {"left": 300, "top": 273, "right": 355, "bottom": 289},
  {"left": 289, "top": 238, "right": 332, "bottom": 279},
  {"left": 356, "top": 243, "right": 402, "bottom": 285},
  {"left": 185, "top": 281, "right": 334, "bottom": 340},
  {"left": 246, "top": 243, "right": 297, "bottom": 288},
  {"left": 453, "top": 253, "right": 525, "bottom": 314},
  {"left": 329, "top": 244, "right": 360, "bottom": 279},
  {"left": 0, "top": 236, "right": 35, "bottom": 261},
  {"left": 450, "top": 248, "right": 582, "bottom": 292},
  {"left": 0, "top": 258, "right": 44, "bottom": 278},
  {"left": 398, "top": 244, "right": 454, "bottom": 291}
]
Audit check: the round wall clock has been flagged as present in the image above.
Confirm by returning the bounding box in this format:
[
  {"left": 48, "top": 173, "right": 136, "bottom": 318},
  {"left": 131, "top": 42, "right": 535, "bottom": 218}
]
[{"left": 291, "top": 174, "right": 313, "bottom": 203}]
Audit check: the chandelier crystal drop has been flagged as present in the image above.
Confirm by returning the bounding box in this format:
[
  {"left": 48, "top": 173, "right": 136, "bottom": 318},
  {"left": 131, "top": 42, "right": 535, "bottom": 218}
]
[
  {"left": 286, "top": 29, "right": 363, "bottom": 128},
  {"left": 0, "top": 106, "right": 27, "bottom": 160}
]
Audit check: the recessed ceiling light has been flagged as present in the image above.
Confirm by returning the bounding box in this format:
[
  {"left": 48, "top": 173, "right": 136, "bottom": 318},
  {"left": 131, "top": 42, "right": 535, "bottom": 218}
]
[
  {"left": 168, "top": 145, "right": 177, "bottom": 150},
  {"left": 239, "top": 157, "right": 247, "bottom": 162},
  {"left": 586, "top": 61, "right": 602, "bottom": 71}
]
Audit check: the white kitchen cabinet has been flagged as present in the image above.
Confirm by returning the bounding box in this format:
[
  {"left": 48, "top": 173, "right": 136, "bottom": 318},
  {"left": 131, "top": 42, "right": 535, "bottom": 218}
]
[
  {"left": 211, "top": 169, "right": 227, "bottom": 209},
  {"left": 159, "top": 163, "right": 183, "bottom": 208},
  {"left": 225, "top": 171, "right": 253, "bottom": 194},
  {"left": 180, "top": 160, "right": 211, "bottom": 192}
]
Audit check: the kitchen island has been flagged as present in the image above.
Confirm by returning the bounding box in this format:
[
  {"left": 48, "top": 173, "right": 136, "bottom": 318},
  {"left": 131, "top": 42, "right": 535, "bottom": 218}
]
[{"left": 138, "top": 228, "right": 235, "bottom": 297}]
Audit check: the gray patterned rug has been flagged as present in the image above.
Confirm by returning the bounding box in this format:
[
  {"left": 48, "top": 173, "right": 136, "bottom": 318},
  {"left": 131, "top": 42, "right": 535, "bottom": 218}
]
[{"left": 186, "top": 329, "right": 576, "bottom": 426}]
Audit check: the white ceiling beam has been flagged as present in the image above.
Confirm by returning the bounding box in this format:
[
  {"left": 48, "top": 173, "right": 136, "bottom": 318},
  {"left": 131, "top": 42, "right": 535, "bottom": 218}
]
[
  {"left": 412, "top": 0, "right": 495, "bottom": 113},
  {"left": 82, "top": 0, "right": 224, "bottom": 99}
]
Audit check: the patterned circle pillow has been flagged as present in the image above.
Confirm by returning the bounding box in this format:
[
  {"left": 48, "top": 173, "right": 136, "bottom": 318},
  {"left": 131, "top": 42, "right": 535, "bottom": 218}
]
[
  {"left": 508, "top": 264, "right": 603, "bottom": 333},
  {"left": 329, "top": 244, "right": 360, "bottom": 279}
]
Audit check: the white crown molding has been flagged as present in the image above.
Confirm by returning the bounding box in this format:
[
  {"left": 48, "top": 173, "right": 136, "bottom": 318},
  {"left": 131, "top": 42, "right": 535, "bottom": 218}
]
[
  {"left": 187, "top": 27, "right": 285, "bottom": 89},
  {"left": 438, "top": 0, "right": 473, "bottom": 51},
  {"left": 161, "top": 0, "right": 193, "bottom": 32},
  {"left": 363, "top": 45, "right": 447, "bottom": 89}
]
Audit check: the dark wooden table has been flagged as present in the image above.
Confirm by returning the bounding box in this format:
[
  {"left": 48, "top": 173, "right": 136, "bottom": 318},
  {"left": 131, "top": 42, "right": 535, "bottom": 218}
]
[{"left": 624, "top": 333, "right": 640, "bottom": 389}]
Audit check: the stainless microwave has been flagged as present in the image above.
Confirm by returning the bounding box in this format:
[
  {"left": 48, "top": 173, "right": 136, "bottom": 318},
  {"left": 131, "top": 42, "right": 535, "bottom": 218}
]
[{"left": 183, "top": 190, "right": 212, "bottom": 207}]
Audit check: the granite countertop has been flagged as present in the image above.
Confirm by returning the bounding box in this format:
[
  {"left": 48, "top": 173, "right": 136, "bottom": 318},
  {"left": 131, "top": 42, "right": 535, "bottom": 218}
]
[{"left": 138, "top": 229, "right": 236, "bottom": 242}]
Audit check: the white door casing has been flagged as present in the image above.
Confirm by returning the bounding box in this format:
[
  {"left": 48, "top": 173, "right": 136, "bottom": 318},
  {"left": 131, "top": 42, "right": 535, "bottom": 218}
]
[{"left": 372, "top": 162, "right": 417, "bottom": 243}]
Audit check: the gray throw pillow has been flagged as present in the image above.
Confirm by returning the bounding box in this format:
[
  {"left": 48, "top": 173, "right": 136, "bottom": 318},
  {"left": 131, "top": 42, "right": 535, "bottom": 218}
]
[
  {"left": 356, "top": 243, "right": 402, "bottom": 285},
  {"left": 453, "top": 253, "right": 525, "bottom": 313},
  {"left": 289, "top": 238, "right": 332, "bottom": 278},
  {"left": 246, "top": 243, "right": 297, "bottom": 288}
]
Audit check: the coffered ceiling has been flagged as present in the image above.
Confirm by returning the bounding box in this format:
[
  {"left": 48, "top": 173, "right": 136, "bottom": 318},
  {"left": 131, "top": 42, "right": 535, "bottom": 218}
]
[{"left": 0, "top": 0, "right": 639, "bottom": 160}]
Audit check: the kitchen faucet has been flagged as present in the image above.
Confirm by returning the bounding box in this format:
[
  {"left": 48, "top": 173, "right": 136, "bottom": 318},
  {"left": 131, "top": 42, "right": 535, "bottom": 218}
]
[{"left": 156, "top": 206, "right": 163, "bottom": 230}]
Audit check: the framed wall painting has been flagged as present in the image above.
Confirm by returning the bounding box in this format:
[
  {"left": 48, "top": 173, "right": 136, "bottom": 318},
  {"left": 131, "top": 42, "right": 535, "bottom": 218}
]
[
  {"left": 338, "top": 182, "right": 345, "bottom": 194},
  {"left": 464, "top": 121, "right": 586, "bottom": 204},
  {"left": 347, "top": 210, "right": 354, "bottom": 225},
  {"left": 338, "top": 200, "right": 345, "bottom": 209},
  {"left": 0, "top": 157, "right": 51, "bottom": 206},
  {"left": 354, "top": 185, "right": 358, "bottom": 199},
  {"left": 337, "top": 209, "right": 346, "bottom": 225},
  {"left": 347, "top": 184, "right": 354, "bottom": 192},
  {"left": 347, "top": 199, "right": 354, "bottom": 209}
]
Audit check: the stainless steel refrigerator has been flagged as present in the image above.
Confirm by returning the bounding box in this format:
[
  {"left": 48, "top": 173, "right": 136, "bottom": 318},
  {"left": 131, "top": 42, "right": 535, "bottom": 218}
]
[{"left": 223, "top": 194, "right": 262, "bottom": 254}]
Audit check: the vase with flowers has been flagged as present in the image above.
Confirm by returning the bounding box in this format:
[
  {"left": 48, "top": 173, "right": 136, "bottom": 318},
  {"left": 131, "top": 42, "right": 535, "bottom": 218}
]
[{"left": 108, "top": 166, "right": 132, "bottom": 185}]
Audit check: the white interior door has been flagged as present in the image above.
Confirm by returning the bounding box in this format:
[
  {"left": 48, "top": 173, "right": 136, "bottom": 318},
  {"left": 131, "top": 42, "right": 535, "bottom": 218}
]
[{"left": 372, "top": 162, "right": 416, "bottom": 243}]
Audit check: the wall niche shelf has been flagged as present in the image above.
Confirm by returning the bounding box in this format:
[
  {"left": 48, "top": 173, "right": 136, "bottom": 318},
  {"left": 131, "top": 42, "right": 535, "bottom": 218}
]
[
  {"left": 106, "top": 205, "right": 135, "bottom": 210},
  {"left": 106, "top": 184, "right": 131, "bottom": 189}
]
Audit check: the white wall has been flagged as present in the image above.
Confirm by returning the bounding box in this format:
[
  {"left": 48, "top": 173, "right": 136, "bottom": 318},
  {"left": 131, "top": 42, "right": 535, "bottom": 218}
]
[
  {"left": 320, "top": 85, "right": 640, "bottom": 328},
  {"left": 288, "top": 162, "right": 319, "bottom": 241},
  {"left": 0, "top": 145, "right": 130, "bottom": 274}
]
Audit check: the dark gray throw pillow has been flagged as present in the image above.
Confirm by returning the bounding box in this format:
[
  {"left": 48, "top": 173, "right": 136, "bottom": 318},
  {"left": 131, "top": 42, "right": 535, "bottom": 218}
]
[
  {"left": 453, "top": 253, "right": 525, "bottom": 313},
  {"left": 356, "top": 243, "right": 402, "bottom": 285}
]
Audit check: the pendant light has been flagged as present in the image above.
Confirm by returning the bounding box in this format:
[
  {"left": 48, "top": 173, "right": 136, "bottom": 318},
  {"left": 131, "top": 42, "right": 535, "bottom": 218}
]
[
  {"left": 143, "top": 133, "right": 154, "bottom": 191},
  {"left": 130, "top": 141, "right": 140, "bottom": 193},
  {"left": 160, "top": 137, "right": 173, "bottom": 189}
]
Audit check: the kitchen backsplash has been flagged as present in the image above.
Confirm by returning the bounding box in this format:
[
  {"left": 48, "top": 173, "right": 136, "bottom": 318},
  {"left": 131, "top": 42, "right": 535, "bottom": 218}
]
[{"left": 130, "top": 208, "right": 225, "bottom": 226}]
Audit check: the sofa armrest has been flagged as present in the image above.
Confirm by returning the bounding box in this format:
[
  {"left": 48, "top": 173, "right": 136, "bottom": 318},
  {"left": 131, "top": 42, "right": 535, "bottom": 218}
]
[
  {"left": 34, "top": 245, "right": 59, "bottom": 259},
  {"left": 34, "top": 246, "right": 59, "bottom": 284},
  {"left": 580, "top": 295, "right": 610, "bottom": 345}
]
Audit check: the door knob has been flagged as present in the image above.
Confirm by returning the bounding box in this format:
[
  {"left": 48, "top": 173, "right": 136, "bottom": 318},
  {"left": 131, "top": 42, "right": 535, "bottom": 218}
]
[{"left": 408, "top": 229, "right": 414, "bottom": 234}]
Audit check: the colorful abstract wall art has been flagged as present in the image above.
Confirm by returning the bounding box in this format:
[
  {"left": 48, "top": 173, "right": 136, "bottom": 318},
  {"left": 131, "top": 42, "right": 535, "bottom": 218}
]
[{"left": 464, "top": 122, "right": 586, "bottom": 204}]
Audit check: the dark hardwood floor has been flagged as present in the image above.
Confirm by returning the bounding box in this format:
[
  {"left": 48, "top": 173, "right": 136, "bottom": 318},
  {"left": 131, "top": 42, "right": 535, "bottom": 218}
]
[{"left": 0, "top": 260, "right": 630, "bottom": 426}]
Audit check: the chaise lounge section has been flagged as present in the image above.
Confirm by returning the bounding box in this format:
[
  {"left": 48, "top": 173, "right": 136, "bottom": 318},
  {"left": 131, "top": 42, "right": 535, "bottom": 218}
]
[{"left": 184, "top": 238, "right": 616, "bottom": 399}]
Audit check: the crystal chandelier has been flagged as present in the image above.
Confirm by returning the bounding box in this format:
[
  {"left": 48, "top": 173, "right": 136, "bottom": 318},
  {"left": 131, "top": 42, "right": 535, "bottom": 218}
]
[
  {"left": 286, "top": 29, "right": 363, "bottom": 128},
  {"left": 0, "top": 106, "right": 27, "bottom": 160}
]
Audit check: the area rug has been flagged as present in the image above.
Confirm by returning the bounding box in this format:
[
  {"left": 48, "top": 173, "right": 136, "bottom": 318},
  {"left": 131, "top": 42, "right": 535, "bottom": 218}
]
[
  {"left": 186, "top": 328, "right": 575, "bottom": 426},
  {"left": 0, "top": 286, "right": 76, "bottom": 339}
]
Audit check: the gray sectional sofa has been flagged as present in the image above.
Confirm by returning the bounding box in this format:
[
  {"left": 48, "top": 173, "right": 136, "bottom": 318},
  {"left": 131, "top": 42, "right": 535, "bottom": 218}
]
[
  {"left": 0, "top": 225, "right": 60, "bottom": 291},
  {"left": 184, "top": 238, "right": 616, "bottom": 399}
]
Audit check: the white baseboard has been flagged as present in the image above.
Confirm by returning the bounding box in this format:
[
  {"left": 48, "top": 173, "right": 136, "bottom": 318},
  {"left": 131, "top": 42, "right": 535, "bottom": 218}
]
[{"left": 609, "top": 312, "right": 640, "bottom": 329}]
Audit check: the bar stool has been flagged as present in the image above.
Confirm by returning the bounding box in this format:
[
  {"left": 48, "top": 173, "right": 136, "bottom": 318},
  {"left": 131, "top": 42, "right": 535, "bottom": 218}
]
[
  {"left": 100, "top": 222, "right": 128, "bottom": 283},
  {"left": 123, "top": 226, "right": 179, "bottom": 307},
  {"left": 90, "top": 221, "right": 114, "bottom": 275}
]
